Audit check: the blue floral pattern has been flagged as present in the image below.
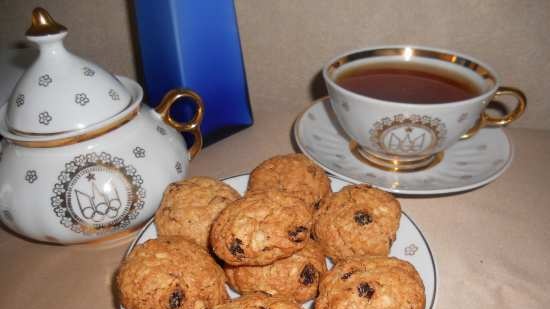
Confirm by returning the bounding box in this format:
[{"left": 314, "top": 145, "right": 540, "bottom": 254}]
[
  {"left": 156, "top": 126, "right": 167, "bottom": 136},
  {"left": 25, "top": 170, "right": 38, "bottom": 183},
  {"left": 16, "top": 94, "right": 24, "bottom": 107},
  {"left": 133, "top": 147, "right": 145, "bottom": 158},
  {"left": 108, "top": 89, "right": 120, "bottom": 101},
  {"left": 75, "top": 93, "right": 90, "bottom": 106},
  {"left": 38, "top": 74, "right": 52, "bottom": 87},
  {"left": 175, "top": 161, "right": 183, "bottom": 174},
  {"left": 82, "top": 67, "right": 95, "bottom": 76},
  {"left": 405, "top": 244, "right": 418, "bottom": 256},
  {"left": 39, "top": 111, "right": 52, "bottom": 125}
]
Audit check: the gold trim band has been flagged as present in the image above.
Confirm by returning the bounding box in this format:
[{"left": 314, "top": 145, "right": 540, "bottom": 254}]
[
  {"left": 350, "top": 140, "right": 444, "bottom": 172},
  {"left": 5, "top": 108, "right": 138, "bottom": 148},
  {"left": 9, "top": 96, "right": 133, "bottom": 137},
  {"left": 327, "top": 47, "right": 496, "bottom": 85}
]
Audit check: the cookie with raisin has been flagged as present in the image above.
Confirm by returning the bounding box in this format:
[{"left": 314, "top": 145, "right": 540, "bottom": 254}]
[
  {"left": 225, "top": 241, "right": 327, "bottom": 303},
  {"left": 155, "top": 176, "right": 240, "bottom": 249},
  {"left": 117, "top": 236, "right": 228, "bottom": 309},
  {"left": 210, "top": 189, "right": 312, "bottom": 266},
  {"left": 313, "top": 184, "right": 401, "bottom": 261},
  {"left": 315, "top": 256, "right": 425, "bottom": 309},
  {"left": 213, "top": 293, "right": 301, "bottom": 309},
  {"left": 248, "top": 153, "right": 331, "bottom": 209}
]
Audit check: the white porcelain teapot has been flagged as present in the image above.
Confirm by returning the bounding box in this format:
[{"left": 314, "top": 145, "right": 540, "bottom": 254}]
[{"left": 0, "top": 8, "right": 204, "bottom": 244}]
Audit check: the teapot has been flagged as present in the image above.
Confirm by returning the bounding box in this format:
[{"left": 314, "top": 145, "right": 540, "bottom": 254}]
[{"left": 0, "top": 8, "right": 204, "bottom": 244}]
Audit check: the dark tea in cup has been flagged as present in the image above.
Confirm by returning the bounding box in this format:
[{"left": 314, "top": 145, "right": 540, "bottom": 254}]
[{"left": 335, "top": 61, "right": 482, "bottom": 104}]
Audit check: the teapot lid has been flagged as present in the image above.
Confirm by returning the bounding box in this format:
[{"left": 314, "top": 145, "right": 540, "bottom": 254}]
[{"left": 5, "top": 8, "right": 133, "bottom": 135}]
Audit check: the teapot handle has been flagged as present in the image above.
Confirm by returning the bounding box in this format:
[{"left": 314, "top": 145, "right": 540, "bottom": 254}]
[{"left": 155, "top": 89, "right": 204, "bottom": 160}]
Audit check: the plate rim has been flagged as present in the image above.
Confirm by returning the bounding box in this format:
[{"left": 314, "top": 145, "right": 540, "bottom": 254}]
[
  {"left": 293, "top": 97, "right": 514, "bottom": 195},
  {"left": 401, "top": 210, "right": 438, "bottom": 309},
  {"left": 124, "top": 174, "right": 438, "bottom": 309}
]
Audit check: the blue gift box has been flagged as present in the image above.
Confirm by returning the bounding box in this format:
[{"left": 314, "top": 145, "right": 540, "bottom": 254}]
[{"left": 134, "top": 0, "right": 253, "bottom": 146}]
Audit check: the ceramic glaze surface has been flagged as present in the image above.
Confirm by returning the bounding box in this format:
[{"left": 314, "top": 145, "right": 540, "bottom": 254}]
[
  {"left": 323, "top": 46, "right": 500, "bottom": 164},
  {"left": 0, "top": 106, "right": 189, "bottom": 243},
  {"left": 294, "top": 98, "right": 513, "bottom": 195},
  {"left": 0, "top": 9, "right": 203, "bottom": 244},
  {"left": 7, "top": 31, "right": 132, "bottom": 134}
]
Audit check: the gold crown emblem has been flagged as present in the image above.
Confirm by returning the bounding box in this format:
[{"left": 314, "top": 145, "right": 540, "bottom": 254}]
[
  {"left": 74, "top": 180, "right": 122, "bottom": 223},
  {"left": 369, "top": 114, "right": 447, "bottom": 155},
  {"left": 387, "top": 128, "right": 426, "bottom": 153}
]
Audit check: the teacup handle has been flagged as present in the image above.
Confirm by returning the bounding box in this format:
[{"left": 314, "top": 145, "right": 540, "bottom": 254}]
[
  {"left": 155, "top": 89, "right": 204, "bottom": 159},
  {"left": 460, "top": 86, "right": 527, "bottom": 140}
]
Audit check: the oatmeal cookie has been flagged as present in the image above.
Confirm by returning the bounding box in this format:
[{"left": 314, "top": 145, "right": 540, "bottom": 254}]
[
  {"left": 225, "top": 241, "right": 327, "bottom": 303},
  {"left": 213, "top": 293, "right": 301, "bottom": 309},
  {"left": 155, "top": 176, "right": 240, "bottom": 248},
  {"left": 117, "top": 236, "right": 228, "bottom": 309},
  {"left": 248, "top": 153, "right": 331, "bottom": 209},
  {"left": 313, "top": 184, "right": 401, "bottom": 261},
  {"left": 315, "top": 256, "right": 425, "bottom": 309},
  {"left": 210, "top": 190, "right": 313, "bottom": 266}
]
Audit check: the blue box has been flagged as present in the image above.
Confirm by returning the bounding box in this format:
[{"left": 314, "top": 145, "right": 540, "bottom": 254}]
[{"left": 134, "top": 0, "right": 253, "bottom": 146}]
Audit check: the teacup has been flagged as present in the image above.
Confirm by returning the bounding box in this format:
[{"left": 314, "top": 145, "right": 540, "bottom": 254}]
[{"left": 323, "top": 45, "right": 526, "bottom": 172}]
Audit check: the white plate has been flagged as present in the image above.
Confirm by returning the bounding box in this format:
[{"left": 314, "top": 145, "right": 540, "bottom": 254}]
[
  {"left": 294, "top": 97, "right": 514, "bottom": 195},
  {"left": 125, "top": 174, "right": 437, "bottom": 309}
]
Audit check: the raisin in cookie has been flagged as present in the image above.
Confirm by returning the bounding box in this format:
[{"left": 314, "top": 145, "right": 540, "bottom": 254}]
[
  {"left": 155, "top": 176, "right": 240, "bottom": 249},
  {"left": 225, "top": 241, "right": 327, "bottom": 303},
  {"left": 315, "top": 256, "right": 425, "bottom": 309},
  {"left": 248, "top": 153, "right": 331, "bottom": 209},
  {"left": 213, "top": 293, "right": 301, "bottom": 309},
  {"left": 210, "top": 189, "right": 312, "bottom": 266},
  {"left": 117, "top": 236, "right": 228, "bottom": 309},
  {"left": 313, "top": 184, "right": 401, "bottom": 261}
]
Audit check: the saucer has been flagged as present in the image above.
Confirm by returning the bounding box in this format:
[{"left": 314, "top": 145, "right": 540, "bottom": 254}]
[
  {"left": 294, "top": 97, "right": 514, "bottom": 195},
  {"left": 125, "top": 175, "right": 437, "bottom": 309}
]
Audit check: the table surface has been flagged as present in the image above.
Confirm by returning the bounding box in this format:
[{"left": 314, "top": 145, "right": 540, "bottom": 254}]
[{"left": 1, "top": 104, "right": 549, "bottom": 308}]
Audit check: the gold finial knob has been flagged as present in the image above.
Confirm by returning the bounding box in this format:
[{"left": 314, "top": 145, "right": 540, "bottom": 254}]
[{"left": 25, "top": 7, "right": 67, "bottom": 36}]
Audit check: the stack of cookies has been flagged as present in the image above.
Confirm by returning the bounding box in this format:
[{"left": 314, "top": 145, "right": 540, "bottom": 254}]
[
  {"left": 116, "top": 153, "right": 426, "bottom": 309},
  {"left": 213, "top": 154, "right": 331, "bottom": 303}
]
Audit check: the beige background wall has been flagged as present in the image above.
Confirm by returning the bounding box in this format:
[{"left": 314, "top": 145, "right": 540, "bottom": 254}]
[{"left": 1, "top": 0, "right": 548, "bottom": 130}]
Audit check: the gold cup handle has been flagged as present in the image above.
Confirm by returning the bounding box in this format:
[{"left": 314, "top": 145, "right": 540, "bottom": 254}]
[
  {"left": 155, "top": 89, "right": 204, "bottom": 160},
  {"left": 484, "top": 86, "right": 527, "bottom": 126},
  {"left": 461, "top": 86, "right": 527, "bottom": 140}
]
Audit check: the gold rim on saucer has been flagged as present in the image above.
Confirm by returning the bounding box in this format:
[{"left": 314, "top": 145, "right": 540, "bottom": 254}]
[{"left": 349, "top": 140, "right": 444, "bottom": 172}]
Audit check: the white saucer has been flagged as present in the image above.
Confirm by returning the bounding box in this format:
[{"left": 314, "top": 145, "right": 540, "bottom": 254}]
[
  {"left": 294, "top": 97, "right": 514, "bottom": 195},
  {"left": 125, "top": 175, "right": 437, "bottom": 309}
]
